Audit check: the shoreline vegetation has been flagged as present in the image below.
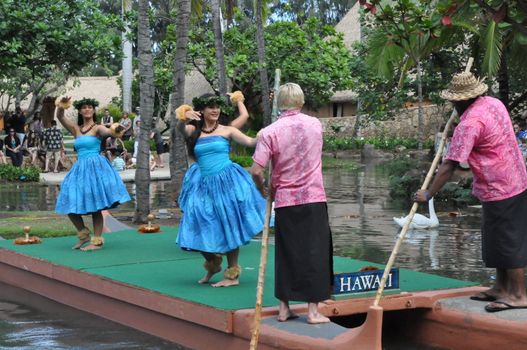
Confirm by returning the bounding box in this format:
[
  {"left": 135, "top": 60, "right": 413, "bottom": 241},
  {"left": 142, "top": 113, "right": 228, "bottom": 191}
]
[{"left": 0, "top": 136, "right": 477, "bottom": 239}]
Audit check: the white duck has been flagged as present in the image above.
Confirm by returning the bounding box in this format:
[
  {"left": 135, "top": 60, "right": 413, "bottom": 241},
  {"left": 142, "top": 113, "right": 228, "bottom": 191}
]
[{"left": 393, "top": 197, "right": 439, "bottom": 229}]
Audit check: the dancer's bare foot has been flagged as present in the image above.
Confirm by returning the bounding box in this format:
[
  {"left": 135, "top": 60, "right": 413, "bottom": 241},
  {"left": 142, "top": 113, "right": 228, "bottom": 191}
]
[
  {"left": 72, "top": 237, "right": 90, "bottom": 250},
  {"left": 307, "top": 313, "right": 330, "bottom": 324},
  {"left": 277, "top": 310, "right": 299, "bottom": 322},
  {"left": 80, "top": 237, "right": 104, "bottom": 251},
  {"left": 211, "top": 278, "right": 239, "bottom": 287},
  {"left": 198, "top": 267, "right": 221, "bottom": 284},
  {"left": 80, "top": 244, "right": 103, "bottom": 251}
]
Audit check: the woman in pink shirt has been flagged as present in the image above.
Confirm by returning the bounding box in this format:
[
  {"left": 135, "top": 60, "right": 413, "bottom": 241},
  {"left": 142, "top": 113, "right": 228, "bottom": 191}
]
[
  {"left": 251, "top": 83, "right": 333, "bottom": 324},
  {"left": 416, "top": 71, "right": 527, "bottom": 313}
]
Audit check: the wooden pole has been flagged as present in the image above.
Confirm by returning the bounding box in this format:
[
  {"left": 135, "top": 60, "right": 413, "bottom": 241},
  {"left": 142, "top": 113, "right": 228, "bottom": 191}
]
[
  {"left": 249, "top": 69, "right": 281, "bottom": 350},
  {"left": 373, "top": 58, "right": 474, "bottom": 306}
]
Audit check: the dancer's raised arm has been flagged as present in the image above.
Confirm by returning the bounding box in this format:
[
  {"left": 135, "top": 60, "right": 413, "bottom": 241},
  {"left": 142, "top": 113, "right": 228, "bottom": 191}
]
[
  {"left": 55, "top": 96, "right": 78, "bottom": 136},
  {"left": 227, "top": 91, "right": 249, "bottom": 129}
]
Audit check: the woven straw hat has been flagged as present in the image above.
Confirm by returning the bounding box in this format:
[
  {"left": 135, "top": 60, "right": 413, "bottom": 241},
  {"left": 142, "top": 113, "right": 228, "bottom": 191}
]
[{"left": 440, "top": 71, "right": 488, "bottom": 101}]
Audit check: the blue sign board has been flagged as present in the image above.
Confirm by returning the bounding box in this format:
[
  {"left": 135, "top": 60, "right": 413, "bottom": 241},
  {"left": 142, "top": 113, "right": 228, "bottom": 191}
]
[{"left": 333, "top": 268, "right": 399, "bottom": 295}]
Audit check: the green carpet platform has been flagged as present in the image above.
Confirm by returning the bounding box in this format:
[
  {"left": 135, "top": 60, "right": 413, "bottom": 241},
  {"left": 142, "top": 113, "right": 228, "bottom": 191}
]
[{"left": 0, "top": 226, "right": 483, "bottom": 350}]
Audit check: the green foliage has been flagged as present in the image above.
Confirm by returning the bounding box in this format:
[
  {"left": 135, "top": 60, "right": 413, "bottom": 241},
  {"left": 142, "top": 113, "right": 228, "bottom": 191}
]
[
  {"left": 230, "top": 155, "right": 253, "bottom": 168},
  {"left": 389, "top": 174, "right": 421, "bottom": 199},
  {"left": 437, "top": 181, "right": 479, "bottom": 206},
  {"left": 121, "top": 139, "right": 155, "bottom": 154},
  {"left": 323, "top": 135, "right": 433, "bottom": 151},
  {"left": 123, "top": 140, "right": 134, "bottom": 153},
  {"left": 181, "top": 17, "right": 352, "bottom": 114},
  {"left": 386, "top": 157, "right": 421, "bottom": 199},
  {"left": 95, "top": 103, "right": 124, "bottom": 121},
  {"left": 383, "top": 157, "right": 419, "bottom": 178},
  {"left": 0, "top": 165, "right": 40, "bottom": 182},
  {"left": 0, "top": 0, "right": 122, "bottom": 77}
]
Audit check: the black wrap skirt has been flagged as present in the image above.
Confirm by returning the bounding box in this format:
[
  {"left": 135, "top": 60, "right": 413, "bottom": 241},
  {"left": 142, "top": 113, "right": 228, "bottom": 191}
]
[
  {"left": 482, "top": 188, "right": 527, "bottom": 269},
  {"left": 274, "top": 202, "right": 334, "bottom": 303}
]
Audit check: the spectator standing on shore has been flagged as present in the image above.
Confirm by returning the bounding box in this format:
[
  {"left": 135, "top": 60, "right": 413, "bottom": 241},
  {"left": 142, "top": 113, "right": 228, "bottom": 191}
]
[
  {"left": 119, "top": 112, "right": 133, "bottom": 141},
  {"left": 102, "top": 109, "right": 113, "bottom": 127},
  {"left": 150, "top": 127, "right": 165, "bottom": 168},
  {"left": 133, "top": 107, "right": 141, "bottom": 138},
  {"left": 12, "top": 108, "right": 26, "bottom": 144},
  {"left": 43, "top": 120, "right": 64, "bottom": 173}
]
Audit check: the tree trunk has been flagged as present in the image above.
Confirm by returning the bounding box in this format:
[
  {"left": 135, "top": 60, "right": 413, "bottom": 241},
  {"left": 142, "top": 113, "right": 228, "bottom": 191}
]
[
  {"left": 169, "top": 0, "right": 191, "bottom": 203},
  {"left": 417, "top": 59, "right": 423, "bottom": 151},
  {"left": 255, "top": 0, "right": 271, "bottom": 126},
  {"left": 134, "top": 0, "right": 155, "bottom": 224},
  {"left": 496, "top": 50, "right": 509, "bottom": 109},
  {"left": 211, "top": 0, "right": 227, "bottom": 95},
  {"left": 122, "top": 0, "right": 133, "bottom": 113}
]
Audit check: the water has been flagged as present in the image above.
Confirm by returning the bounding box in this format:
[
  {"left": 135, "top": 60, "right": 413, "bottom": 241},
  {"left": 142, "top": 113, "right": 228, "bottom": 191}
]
[
  {"left": 0, "top": 160, "right": 491, "bottom": 349},
  {"left": 0, "top": 282, "right": 186, "bottom": 350}
]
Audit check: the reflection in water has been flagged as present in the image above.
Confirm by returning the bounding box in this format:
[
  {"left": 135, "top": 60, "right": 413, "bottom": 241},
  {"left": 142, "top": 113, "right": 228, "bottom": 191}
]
[
  {"left": 0, "top": 160, "right": 492, "bottom": 349},
  {"left": 324, "top": 161, "right": 490, "bottom": 285}
]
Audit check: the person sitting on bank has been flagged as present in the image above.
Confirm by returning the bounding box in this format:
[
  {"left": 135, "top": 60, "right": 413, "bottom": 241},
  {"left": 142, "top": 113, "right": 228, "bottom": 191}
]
[{"left": 4, "top": 128, "right": 23, "bottom": 167}]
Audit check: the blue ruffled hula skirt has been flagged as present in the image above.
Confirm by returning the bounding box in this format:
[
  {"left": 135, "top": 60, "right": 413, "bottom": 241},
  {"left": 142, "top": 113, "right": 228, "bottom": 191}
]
[
  {"left": 177, "top": 136, "right": 266, "bottom": 253},
  {"left": 56, "top": 136, "right": 131, "bottom": 215}
]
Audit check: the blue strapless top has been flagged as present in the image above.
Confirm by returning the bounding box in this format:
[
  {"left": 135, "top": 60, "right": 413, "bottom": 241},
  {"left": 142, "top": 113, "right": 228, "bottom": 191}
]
[
  {"left": 195, "top": 136, "right": 232, "bottom": 176},
  {"left": 74, "top": 136, "right": 102, "bottom": 159}
]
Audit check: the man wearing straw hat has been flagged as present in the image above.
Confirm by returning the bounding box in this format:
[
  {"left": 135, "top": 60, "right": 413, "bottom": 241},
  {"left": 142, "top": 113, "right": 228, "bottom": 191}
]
[
  {"left": 251, "top": 82, "right": 333, "bottom": 324},
  {"left": 415, "top": 71, "right": 527, "bottom": 312}
]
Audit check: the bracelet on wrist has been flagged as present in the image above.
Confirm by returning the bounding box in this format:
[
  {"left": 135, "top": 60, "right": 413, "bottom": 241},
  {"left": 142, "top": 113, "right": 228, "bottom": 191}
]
[{"left": 425, "top": 191, "right": 431, "bottom": 201}]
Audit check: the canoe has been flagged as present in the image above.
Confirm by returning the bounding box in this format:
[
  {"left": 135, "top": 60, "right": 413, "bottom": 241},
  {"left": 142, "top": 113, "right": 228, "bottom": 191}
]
[{"left": 1, "top": 215, "right": 521, "bottom": 349}]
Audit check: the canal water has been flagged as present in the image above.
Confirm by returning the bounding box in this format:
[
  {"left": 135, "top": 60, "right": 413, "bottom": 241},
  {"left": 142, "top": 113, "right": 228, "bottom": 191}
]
[{"left": 0, "top": 160, "right": 489, "bottom": 349}]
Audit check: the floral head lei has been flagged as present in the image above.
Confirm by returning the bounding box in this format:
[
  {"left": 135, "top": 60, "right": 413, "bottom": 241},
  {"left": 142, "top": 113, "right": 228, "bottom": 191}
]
[
  {"left": 73, "top": 98, "right": 99, "bottom": 110},
  {"left": 192, "top": 95, "right": 236, "bottom": 119},
  {"left": 192, "top": 95, "right": 228, "bottom": 111}
]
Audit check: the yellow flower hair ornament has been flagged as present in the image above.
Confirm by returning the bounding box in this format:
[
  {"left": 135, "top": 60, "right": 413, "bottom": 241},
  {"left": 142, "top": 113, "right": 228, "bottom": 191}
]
[
  {"left": 55, "top": 96, "right": 72, "bottom": 110},
  {"left": 110, "top": 123, "right": 125, "bottom": 138},
  {"left": 176, "top": 104, "right": 193, "bottom": 121},
  {"left": 230, "top": 91, "right": 245, "bottom": 105}
]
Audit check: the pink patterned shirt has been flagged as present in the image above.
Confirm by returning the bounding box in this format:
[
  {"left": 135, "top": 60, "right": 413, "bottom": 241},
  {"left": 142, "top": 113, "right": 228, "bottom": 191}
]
[
  {"left": 253, "top": 109, "right": 327, "bottom": 208},
  {"left": 445, "top": 96, "right": 527, "bottom": 202}
]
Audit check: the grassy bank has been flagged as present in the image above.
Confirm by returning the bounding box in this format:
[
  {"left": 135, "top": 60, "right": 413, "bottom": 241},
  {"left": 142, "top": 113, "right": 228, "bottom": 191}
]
[{"left": 0, "top": 211, "right": 77, "bottom": 239}]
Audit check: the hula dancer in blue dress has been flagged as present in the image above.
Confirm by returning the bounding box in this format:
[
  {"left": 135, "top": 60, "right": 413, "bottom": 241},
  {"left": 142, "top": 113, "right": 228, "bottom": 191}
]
[
  {"left": 55, "top": 97, "right": 131, "bottom": 251},
  {"left": 178, "top": 91, "right": 249, "bottom": 211},
  {"left": 176, "top": 94, "right": 265, "bottom": 287}
]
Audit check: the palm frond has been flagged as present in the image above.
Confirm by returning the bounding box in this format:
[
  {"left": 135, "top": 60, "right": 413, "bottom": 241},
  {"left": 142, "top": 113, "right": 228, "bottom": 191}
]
[
  {"left": 191, "top": 0, "right": 202, "bottom": 18},
  {"left": 480, "top": 20, "right": 503, "bottom": 79}
]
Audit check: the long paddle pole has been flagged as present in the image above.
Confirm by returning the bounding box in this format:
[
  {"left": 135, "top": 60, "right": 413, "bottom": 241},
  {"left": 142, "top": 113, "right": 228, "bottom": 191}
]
[
  {"left": 373, "top": 58, "right": 473, "bottom": 306},
  {"left": 249, "top": 69, "right": 281, "bottom": 350}
]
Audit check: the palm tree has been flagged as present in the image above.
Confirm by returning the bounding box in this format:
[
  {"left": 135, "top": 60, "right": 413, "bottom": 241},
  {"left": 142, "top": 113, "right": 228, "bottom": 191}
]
[
  {"left": 135, "top": 0, "right": 156, "bottom": 223},
  {"left": 211, "top": 0, "right": 228, "bottom": 95},
  {"left": 169, "top": 0, "right": 192, "bottom": 199},
  {"left": 122, "top": 0, "right": 133, "bottom": 113},
  {"left": 255, "top": 0, "right": 271, "bottom": 126}
]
